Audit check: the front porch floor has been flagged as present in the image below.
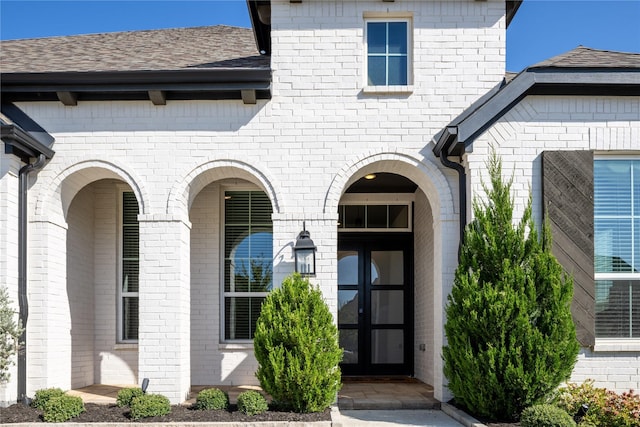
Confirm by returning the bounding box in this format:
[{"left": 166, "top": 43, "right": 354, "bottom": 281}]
[{"left": 69, "top": 378, "right": 440, "bottom": 410}]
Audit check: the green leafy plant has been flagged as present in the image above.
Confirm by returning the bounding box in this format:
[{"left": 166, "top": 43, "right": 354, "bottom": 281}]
[
  {"left": 442, "top": 150, "right": 579, "bottom": 422},
  {"left": 194, "top": 388, "right": 229, "bottom": 410},
  {"left": 254, "top": 273, "right": 342, "bottom": 413},
  {"left": 520, "top": 404, "right": 576, "bottom": 427},
  {"left": 31, "top": 387, "right": 66, "bottom": 410},
  {"left": 0, "top": 285, "right": 24, "bottom": 383},
  {"left": 554, "top": 380, "right": 640, "bottom": 426},
  {"left": 42, "top": 394, "right": 85, "bottom": 422},
  {"left": 129, "top": 393, "right": 171, "bottom": 420},
  {"left": 116, "top": 387, "right": 144, "bottom": 407},
  {"left": 236, "top": 390, "right": 268, "bottom": 415}
]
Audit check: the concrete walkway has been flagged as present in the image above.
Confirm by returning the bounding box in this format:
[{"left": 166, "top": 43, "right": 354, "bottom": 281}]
[{"left": 333, "top": 408, "right": 464, "bottom": 426}]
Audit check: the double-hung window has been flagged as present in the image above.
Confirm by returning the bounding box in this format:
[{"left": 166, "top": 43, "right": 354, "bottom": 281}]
[
  {"left": 223, "top": 190, "right": 273, "bottom": 341},
  {"left": 120, "top": 191, "right": 139, "bottom": 342},
  {"left": 366, "top": 19, "right": 410, "bottom": 86},
  {"left": 594, "top": 158, "right": 640, "bottom": 339}
]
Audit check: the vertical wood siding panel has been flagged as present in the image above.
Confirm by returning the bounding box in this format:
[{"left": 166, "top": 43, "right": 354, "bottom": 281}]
[{"left": 542, "top": 150, "right": 595, "bottom": 347}]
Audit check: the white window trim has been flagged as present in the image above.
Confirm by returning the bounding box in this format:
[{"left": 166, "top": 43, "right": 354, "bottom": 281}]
[
  {"left": 220, "top": 186, "right": 272, "bottom": 344},
  {"left": 593, "top": 156, "right": 640, "bottom": 348},
  {"left": 117, "top": 187, "right": 139, "bottom": 344},
  {"left": 363, "top": 13, "right": 413, "bottom": 92}
]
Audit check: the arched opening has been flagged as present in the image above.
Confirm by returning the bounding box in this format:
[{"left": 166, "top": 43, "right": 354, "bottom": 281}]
[{"left": 337, "top": 171, "right": 436, "bottom": 386}]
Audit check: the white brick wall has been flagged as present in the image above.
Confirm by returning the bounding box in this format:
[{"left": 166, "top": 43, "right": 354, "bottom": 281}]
[
  {"left": 5, "top": 0, "right": 514, "bottom": 403},
  {"left": 468, "top": 95, "right": 640, "bottom": 393}
]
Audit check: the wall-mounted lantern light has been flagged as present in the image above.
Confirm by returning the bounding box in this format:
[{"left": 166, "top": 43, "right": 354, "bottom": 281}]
[{"left": 294, "top": 222, "right": 316, "bottom": 276}]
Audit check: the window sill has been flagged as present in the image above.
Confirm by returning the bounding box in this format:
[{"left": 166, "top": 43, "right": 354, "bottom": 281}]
[
  {"left": 218, "top": 342, "right": 254, "bottom": 351},
  {"left": 593, "top": 339, "right": 640, "bottom": 352},
  {"left": 114, "top": 343, "right": 138, "bottom": 351},
  {"left": 362, "top": 85, "right": 414, "bottom": 95}
]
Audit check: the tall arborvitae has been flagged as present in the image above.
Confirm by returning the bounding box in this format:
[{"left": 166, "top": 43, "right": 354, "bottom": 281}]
[{"left": 443, "top": 151, "right": 579, "bottom": 422}]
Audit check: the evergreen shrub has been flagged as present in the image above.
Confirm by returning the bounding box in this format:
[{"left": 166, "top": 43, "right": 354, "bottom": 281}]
[
  {"left": 42, "top": 394, "right": 85, "bottom": 422},
  {"left": 31, "top": 387, "right": 65, "bottom": 410},
  {"left": 254, "top": 273, "right": 342, "bottom": 413},
  {"left": 236, "top": 390, "right": 268, "bottom": 415},
  {"left": 129, "top": 393, "right": 171, "bottom": 420},
  {"left": 115, "top": 387, "right": 144, "bottom": 407},
  {"left": 520, "top": 404, "right": 576, "bottom": 427},
  {"left": 195, "top": 388, "right": 229, "bottom": 410},
  {"left": 442, "top": 151, "right": 579, "bottom": 422},
  {"left": 0, "top": 286, "right": 23, "bottom": 383}
]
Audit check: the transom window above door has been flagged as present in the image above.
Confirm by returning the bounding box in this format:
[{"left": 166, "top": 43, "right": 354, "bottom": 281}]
[{"left": 338, "top": 203, "right": 411, "bottom": 231}]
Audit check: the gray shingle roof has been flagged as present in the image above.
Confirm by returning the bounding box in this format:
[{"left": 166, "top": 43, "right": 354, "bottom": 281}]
[
  {"left": 0, "top": 25, "right": 269, "bottom": 73},
  {"left": 530, "top": 46, "right": 640, "bottom": 69}
]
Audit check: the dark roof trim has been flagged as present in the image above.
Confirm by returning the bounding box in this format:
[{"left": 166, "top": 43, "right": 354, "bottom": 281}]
[
  {"left": 247, "top": 0, "right": 271, "bottom": 55},
  {"left": 434, "top": 69, "right": 640, "bottom": 157},
  {"left": 1, "top": 103, "right": 55, "bottom": 162},
  {"left": 1, "top": 68, "right": 272, "bottom": 104},
  {"left": 506, "top": 0, "right": 523, "bottom": 28}
]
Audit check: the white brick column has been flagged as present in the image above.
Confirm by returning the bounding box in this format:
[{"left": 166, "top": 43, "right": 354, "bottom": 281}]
[
  {"left": 0, "top": 154, "right": 21, "bottom": 405},
  {"left": 137, "top": 214, "right": 191, "bottom": 404},
  {"left": 28, "top": 215, "right": 72, "bottom": 395}
]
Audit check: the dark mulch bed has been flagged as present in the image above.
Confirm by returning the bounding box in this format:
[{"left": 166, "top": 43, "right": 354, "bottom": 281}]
[{"left": 1, "top": 403, "right": 331, "bottom": 424}]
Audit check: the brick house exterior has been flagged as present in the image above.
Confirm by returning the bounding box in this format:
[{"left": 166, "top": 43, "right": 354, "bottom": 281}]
[{"left": 1, "top": 0, "right": 639, "bottom": 406}]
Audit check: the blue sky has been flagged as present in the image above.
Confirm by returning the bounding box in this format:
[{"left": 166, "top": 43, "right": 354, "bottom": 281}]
[{"left": 1, "top": 0, "right": 639, "bottom": 72}]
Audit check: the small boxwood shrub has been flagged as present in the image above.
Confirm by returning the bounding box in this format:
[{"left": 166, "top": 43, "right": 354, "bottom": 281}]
[
  {"left": 521, "top": 404, "right": 576, "bottom": 427},
  {"left": 237, "top": 390, "right": 268, "bottom": 416},
  {"left": 31, "top": 387, "right": 65, "bottom": 410},
  {"left": 195, "top": 388, "right": 229, "bottom": 410},
  {"left": 116, "top": 387, "right": 144, "bottom": 407},
  {"left": 129, "top": 393, "right": 171, "bottom": 420},
  {"left": 554, "top": 380, "right": 640, "bottom": 426},
  {"left": 42, "top": 394, "right": 85, "bottom": 422}
]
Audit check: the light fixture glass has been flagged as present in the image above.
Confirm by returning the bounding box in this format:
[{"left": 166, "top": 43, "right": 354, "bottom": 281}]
[
  {"left": 294, "top": 223, "right": 316, "bottom": 276},
  {"left": 364, "top": 173, "right": 376, "bottom": 180}
]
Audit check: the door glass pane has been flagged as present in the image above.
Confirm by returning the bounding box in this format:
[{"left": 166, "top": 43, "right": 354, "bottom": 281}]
[
  {"left": 371, "top": 251, "right": 404, "bottom": 285},
  {"left": 338, "top": 290, "right": 359, "bottom": 325},
  {"left": 340, "top": 330, "right": 359, "bottom": 364},
  {"left": 338, "top": 251, "right": 359, "bottom": 285},
  {"left": 371, "top": 290, "right": 403, "bottom": 324},
  {"left": 371, "top": 329, "right": 403, "bottom": 364}
]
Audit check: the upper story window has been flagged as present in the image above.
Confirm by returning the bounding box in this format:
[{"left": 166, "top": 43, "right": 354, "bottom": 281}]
[
  {"left": 366, "top": 19, "right": 410, "bottom": 87},
  {"left": 594, "top": 158, "right": 640, "bottom": 339}
]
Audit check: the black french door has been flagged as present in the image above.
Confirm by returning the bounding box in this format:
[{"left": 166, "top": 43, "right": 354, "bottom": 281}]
[{"left": 338, "top": 233, "right": 413, "bottom": 376}]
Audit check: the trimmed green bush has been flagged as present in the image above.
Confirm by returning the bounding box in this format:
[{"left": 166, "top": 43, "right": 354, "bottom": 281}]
[
  {"left": 31, "top": 387, "right": 65, "bottom": 410},
  {"left": 0, "top": 285, "right": 23, "bottom": 383},
  {"left": 237, "top": 390, "right": 268, "bottom": 415},
  {"left": 115, "top": 387, "right": 144, "bottom": 407},
  {"left": 254, "top": 273, "right": 342, "bottom": 413},
  {"left": 194, "top": 388, "right": 229, "bottom": 410},
  {"left": 554, "top": 380, "right": 640, "bottom": 426},
  {"left": 521, "top": 404, "right": 576, "bottom": 427},
  {"left": 129, "top": 393, "right": 171, "bottom": 420},
  {"left": 42, "top": 394, "right": 85, "bottom": 422},
  {"left": 443, "top": 151, "right": 579, "bottom": 422}
]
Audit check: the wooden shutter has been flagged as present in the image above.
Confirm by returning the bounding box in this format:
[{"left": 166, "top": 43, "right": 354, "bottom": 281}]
[{"left": 542, "top": 151, "right": 595, "bottom": 347}]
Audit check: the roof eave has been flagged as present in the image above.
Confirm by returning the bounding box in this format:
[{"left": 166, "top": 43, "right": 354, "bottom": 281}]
[
  {"left": 434, "top": 69, "right": 640, "bottom": 158},
  {"left": 506, "top": 0, "right": 523, "bottom": 28},
  {"left": 1, "top": 68, "right": 273, "bottom": 104},
  {"left": 1, "top": 123, "right": 55, "bottom": 161}
]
